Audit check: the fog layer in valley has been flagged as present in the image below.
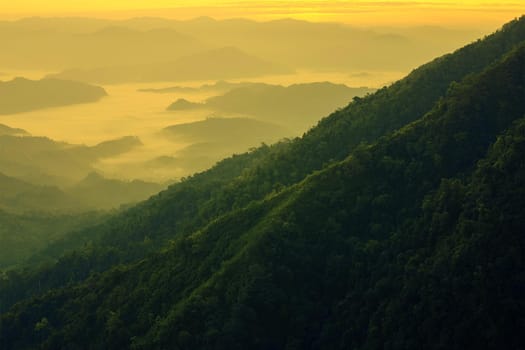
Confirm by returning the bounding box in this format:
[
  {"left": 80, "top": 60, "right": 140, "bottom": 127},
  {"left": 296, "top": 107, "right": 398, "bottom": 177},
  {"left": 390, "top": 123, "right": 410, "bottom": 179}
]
[{"left": 0, "top": 16, "right": 487, "bottom": 212}]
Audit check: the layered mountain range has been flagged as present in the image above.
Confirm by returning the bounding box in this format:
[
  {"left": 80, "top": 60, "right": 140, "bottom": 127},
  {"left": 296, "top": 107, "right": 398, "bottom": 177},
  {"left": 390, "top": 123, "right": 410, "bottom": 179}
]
[{"left": 1, "top": 16, "right": 525, "bottom": 350}]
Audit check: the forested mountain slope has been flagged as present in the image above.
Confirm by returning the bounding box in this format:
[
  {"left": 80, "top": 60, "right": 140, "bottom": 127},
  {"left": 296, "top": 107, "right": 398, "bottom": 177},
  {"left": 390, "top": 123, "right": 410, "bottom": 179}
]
[
  {"left": 0, "top": 172, "right": 82, "bottom": 214},
  {"left": 1, "top": 15, "right": 525, "bottom": 316},
  {"left": 2, "top": 31, "right": 525, "bottom": 350},
  {"left": 1, "top": 17, "right": 525, "bottom": 350},
  {"left": 0, "top": 210, "right": 106, "bottom": 269}
]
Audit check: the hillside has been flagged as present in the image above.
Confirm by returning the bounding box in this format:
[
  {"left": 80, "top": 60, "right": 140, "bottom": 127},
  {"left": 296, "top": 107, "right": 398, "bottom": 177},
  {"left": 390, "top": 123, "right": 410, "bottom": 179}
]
[
  {"left": 1, "top": 16, "right": 525, "bottom": 350},
  {"left": 0, "top": 78, "right": 107, "bottom": 114},
  {"left": 0, "top": 170, "right": 165, "bottom": 267},
  {"left": 0, "top": 210, "right": 106, "bottom": 269}
]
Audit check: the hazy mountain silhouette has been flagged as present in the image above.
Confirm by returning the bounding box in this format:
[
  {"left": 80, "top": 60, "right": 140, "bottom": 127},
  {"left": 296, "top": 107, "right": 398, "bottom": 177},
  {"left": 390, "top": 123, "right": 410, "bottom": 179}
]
[
  {"left": 66, "top": 136, "right": 143, "bottom": 162},
  {"left": 167, "top": 82, "right": 374, "bottom": 130},
  {"left": 166, "top": 98, "right": 203, "bottom": 111},
  {"left": 0, "top": 172, "right": 85, "bottom": 214},
  {"left": 0, "top": 134, "right": 142, "bottom": 186},
  {"left": 0, "top": 77, "right": 107, "bottom": 114},
  {"left": 162, "top": 17, "right": 484, "bottom": 71},
  {"left": 162, "top": 117, "right": 289, "bottom": 144},
  {"left": 74, "top": 26, "right": 206, "bottom": 67},
  {"left": 0, "top": 19, "right": 208, "bottom": 69},
  {"left": 47, "top": 47, "right": 292, "bottom": 84},
  {"left": 67, "top": 172, "right": 165, "bottom": 210},
  {"left": 0, "top": 123, "right": 29, "bottom": 136},
  {"left": 138, "top": 80, "right": 254, "bottom": 94},
  {"left": 0, "top": 168, "right": 162, "bottom": 214},
  {"left": 161, "top": 117, "right": 290, "bottom": 172},
  {"left": 0, "top": 17, "right": 483, "bottom": 74}
]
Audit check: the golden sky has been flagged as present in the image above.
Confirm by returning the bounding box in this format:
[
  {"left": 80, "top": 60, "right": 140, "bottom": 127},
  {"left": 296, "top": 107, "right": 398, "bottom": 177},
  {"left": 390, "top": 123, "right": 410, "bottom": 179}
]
[{"left": 1, "top": 1, "right": 524, "bottom": 28}]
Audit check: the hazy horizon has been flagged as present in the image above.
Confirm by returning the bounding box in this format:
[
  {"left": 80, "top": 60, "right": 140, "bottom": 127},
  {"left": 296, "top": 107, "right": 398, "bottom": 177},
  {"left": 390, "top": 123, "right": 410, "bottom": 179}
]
[
  {"left": 0, "top": 13, "right": 515, "bottom": 184},
  {"left": 1, "top": 1, "right": 523, "bottom": 30},
  {"left": 0, "top": 5, "right": 522, "bottom": 207}
]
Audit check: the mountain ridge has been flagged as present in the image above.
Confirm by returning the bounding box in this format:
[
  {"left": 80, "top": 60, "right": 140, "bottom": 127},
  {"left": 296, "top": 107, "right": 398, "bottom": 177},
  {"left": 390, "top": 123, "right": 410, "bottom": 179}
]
[{"left": 47, "top": 46, "right": 292, "bottom": 84}]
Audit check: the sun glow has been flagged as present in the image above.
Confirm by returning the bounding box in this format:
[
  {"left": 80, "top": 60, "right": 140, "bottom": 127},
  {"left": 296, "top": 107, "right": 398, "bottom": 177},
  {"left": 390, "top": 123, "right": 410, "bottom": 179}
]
[{"left": 1, "top": 1, "right": 523, "bottom": 28}]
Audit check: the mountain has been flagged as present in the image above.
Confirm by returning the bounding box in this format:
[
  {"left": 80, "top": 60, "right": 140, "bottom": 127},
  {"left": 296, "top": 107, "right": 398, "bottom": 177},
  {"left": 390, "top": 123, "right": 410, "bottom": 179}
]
[
  {"left": 0, "top": 209, "right": 106, "bottom": 269},
  {"left": 169, "top": 82, "right": 375, "bottom": 130},
  {"left": 0, "top": 78, "right": 107, "bottom": 115},
  {"left": 162, "top": 117, "right": 289, "bottom": 144},
  {"left": 0, "top": 20, "right": 208, "bottom": 70},
  {"left": 0, "top": 134, "right": 142, "bottom": 186},
  {"left": 159, "top": 17, "right": 484, "bottom": 72},
  {"left": 0, "top": 135, "right": 161, "bottom": 211},
  {"left": 0, "top": 168, "right": 164, "bottom": 213},
  {"left": 0, "top": 17, "right": 482, "bottom": 73},
  {"left": 0, "top": 172, "right": 85, "bottom": 214},
  {"left": 66, "top": 136, "right": 143, "bottom": 161},
  {"left": 47, "top": 47, "right": 292, "bottom": 84},
  {"left": 139, "top": 80, "right": 254, "bottom": 94},
  {"left": 161, "top": 117, "right": 290, "bottom": 172},
  {"left": 166, "top": 98, "right": 203, "bottom": 110},
  {"left": 1, "top": 16, "right": 525, "bottom": 350},
  {"left": 0, "top": 123, "right": 29, "bottom": 136},
  {"left": 0, "top": 170, "right": 164, "bottom": 268},
  {"left": 67, "top": 172, "right": 166, "bottom": 210}
]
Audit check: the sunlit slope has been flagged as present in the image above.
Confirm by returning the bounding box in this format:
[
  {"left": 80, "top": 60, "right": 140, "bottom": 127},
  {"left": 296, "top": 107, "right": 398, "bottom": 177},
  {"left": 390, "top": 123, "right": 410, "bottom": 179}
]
[
  {"left": 0, "top": 78, "right": 106, "bottom": 114},
  {"left": 2, "top": 23, "right": 525, "bottom": 349}
]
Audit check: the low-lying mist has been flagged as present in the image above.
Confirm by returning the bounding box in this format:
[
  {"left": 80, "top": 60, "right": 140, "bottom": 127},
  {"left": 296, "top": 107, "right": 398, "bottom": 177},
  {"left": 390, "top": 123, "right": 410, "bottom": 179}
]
[{"left": 0, "top": 16, "right": 488, "bottom": 211}]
